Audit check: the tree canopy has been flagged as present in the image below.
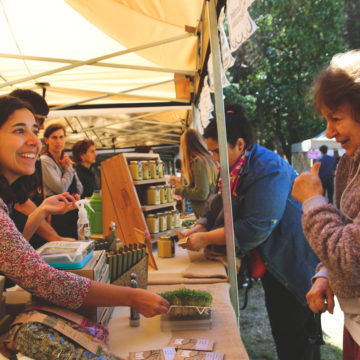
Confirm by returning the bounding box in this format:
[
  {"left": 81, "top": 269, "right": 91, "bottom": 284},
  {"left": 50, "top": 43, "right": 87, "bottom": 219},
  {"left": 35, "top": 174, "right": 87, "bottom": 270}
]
[{"left": 225, "top": 0, "right": 347, "bottom": 162}]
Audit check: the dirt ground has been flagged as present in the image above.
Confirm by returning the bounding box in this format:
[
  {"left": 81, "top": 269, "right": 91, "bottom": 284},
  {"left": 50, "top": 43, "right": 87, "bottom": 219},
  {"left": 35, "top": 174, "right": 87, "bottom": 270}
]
[{"left": 239, "top": 280, "right": 342, "bottom": 360}]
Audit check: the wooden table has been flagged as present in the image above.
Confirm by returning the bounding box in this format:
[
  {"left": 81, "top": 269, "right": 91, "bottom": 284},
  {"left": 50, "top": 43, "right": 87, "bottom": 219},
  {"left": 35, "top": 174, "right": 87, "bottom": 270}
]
[{"left": 108, "top": 283, "right": 249, "bottom": 360}]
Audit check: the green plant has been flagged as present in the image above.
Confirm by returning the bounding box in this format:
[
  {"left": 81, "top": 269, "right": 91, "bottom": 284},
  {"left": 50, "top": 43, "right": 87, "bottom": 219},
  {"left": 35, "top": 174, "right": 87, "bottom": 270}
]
[{"left": 159, "top": 288, "right": 213, "bottom": 307}]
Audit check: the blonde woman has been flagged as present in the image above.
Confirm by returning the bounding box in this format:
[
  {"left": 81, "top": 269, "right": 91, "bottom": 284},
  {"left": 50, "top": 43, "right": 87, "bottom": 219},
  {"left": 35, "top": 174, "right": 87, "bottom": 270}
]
[{"left": 170, "top": 128, "right": 218, "bottom": 218}]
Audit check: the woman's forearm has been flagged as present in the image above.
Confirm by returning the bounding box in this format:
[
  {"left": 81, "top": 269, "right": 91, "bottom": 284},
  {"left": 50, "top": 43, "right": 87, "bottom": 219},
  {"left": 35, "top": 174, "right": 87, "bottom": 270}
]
[
  {"left": 83, "top": 281, "right": 169, "bottom": 318},
  {"left": 22, "top": 206, "right": 47, "bottom": 240}
]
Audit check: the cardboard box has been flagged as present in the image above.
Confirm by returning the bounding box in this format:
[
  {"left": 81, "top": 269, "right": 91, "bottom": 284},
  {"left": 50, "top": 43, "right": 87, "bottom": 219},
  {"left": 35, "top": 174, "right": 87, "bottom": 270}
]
[
  {"left": 76, "top": 262, "right": 111, "bottom": 323},
  {"left": 65, "top": 250, "right": 106, "bottom": 281}
]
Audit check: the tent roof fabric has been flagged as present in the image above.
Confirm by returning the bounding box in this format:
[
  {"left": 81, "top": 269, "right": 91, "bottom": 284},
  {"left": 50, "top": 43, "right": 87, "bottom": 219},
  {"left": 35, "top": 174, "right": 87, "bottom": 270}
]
[{"left": 0, "top": 0, "right": 213, "bottom": 149}]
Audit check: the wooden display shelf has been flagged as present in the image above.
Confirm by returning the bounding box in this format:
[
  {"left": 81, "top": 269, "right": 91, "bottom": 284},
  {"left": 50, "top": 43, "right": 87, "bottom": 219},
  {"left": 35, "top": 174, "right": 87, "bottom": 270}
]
[
  {"left": 149, "top": 228, "right": 181, "bottom": 243},
  {"left": 101, "top": 152, "right": 159, "bottom": 270},
  {"left": 121, "top": 153, "right": 160, "bottom": 161},
  {"left": 133, "top": 178, "right": 166, "bottom": 185},
  {"left": 141, "top": 202, "right": 176, "bottom": 212}
]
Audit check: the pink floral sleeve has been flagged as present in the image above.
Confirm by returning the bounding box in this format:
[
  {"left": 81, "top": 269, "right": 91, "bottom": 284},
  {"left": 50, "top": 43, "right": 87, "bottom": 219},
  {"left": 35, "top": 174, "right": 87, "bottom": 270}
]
[{"left": 0, "top": 199, "right": 91, "bottom": 309}]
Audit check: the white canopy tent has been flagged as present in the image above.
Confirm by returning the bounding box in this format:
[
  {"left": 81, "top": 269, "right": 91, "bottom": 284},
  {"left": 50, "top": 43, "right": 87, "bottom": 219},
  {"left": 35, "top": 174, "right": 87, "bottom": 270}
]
[
  {"left": 291, "top": 130, "right": 345, "bottom": 173},
  {"left": 0, "top": 0, "right": 211, "bottom": 148},
  {"left": 0, "top": 0, "right": 259, "bottom": 324},
  {"left": 291, "top": 130, "right": 343, "bottom": 153}
]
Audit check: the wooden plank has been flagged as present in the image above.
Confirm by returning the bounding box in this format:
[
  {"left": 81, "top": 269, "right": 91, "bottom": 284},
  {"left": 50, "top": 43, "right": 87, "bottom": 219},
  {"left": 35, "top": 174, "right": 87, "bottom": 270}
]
[{"left": 101, "top": 153, "right": 157, "bottom": 269}]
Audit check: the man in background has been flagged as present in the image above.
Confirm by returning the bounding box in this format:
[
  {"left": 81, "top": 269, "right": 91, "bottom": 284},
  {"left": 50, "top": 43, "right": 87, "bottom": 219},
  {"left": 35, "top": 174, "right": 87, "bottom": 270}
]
[{"left": 317, "top": 145, "right": 336, "bottom": 204}]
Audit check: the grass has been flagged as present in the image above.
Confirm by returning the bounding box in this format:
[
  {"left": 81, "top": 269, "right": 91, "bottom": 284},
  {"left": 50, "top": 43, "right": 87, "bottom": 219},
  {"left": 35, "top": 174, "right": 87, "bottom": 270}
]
[{"left": 239, "top": 280, "right": 342, "bottom": 360}]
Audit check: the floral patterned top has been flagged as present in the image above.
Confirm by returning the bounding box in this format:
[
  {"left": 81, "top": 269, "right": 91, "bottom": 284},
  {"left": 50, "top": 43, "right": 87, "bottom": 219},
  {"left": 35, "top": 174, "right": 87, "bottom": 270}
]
[{"left": 0, "top": 198, "right": 91, "bottom": 309}]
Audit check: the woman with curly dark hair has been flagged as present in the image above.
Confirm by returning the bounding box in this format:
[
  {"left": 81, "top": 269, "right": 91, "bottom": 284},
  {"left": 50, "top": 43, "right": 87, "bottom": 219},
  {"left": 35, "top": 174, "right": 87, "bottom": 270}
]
[{"left": 0, "top": 95, "right": 169, "bottom": 315}]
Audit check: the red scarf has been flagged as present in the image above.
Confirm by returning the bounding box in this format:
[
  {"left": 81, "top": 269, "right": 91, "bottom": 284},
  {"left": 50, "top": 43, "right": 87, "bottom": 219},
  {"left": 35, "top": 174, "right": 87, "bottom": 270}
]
[{"left": 218, "top": 145, "right": 266, "bottom": 279}]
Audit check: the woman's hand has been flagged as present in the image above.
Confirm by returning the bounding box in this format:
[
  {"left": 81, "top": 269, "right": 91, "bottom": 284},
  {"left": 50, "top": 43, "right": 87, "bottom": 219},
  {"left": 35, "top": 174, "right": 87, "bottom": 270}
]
[
  {"left": 183, "top": 224, "right": 206, "bottom": 236},
  {"left": 306, "top": 277, "right": 334, "bottom": 314},
  {"left": 58, "top": 154, "right": 73, "bottom": 168},
  {"left": 292, "top": 162, "right": 323, "bottom": 203},
  {"left": 179, "top": 232, "right": 209, "bottom": 251},
  {"left": 129, "top": 289, "right": 170, "bottom": 317},
  {"left": 169, "top": 175, "right": 181, "bottom": 187},
  {"left": 41, "top": 192, "right": 79, "bottom": 216}
]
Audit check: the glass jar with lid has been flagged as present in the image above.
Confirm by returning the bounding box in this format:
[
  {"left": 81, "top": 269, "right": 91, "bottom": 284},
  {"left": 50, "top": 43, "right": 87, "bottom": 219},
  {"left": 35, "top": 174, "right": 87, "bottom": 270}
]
[
  {"left": 150, "top": 160, "right": 159, "bottom": 179},
  {"left": 172, "top": 209, "right": 180, "bottom": 228},
  {"left": 158, "top": 185, "right": 166, "bottom": 204},
  {"left": 165, "top": 184, "right": 173, "bottom": 203},
  {"left": 142, "top": 160, "right": 151, "bottom": 180},
  {"left": 157, "top": 212, "right": 167, "bottom": 232},
  {"left": 129, "top": 161, "right": 142, "bottom": 180},
  {"left": 157, "top": 160, "right": 164, "bottom": 178},
  {"left": 165, "top": 210, "right": 174, "bottom": 230},
  {"left": 146, "top": 186, "right": 160, "bottom": 205},
  {"left": 157, "top": 235, "right": 175, "bottom": 258},
  {"left": 146, "top": 213, "right": 159, "bottom": 234}
]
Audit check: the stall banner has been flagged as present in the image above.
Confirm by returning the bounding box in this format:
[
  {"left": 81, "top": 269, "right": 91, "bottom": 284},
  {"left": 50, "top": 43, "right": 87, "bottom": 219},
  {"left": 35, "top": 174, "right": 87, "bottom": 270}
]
[
  {"left": 197, "top": 77, "right": 214, "bottom": 131},
  {"left": 226, "top": 0, "right": 258, "bottom": 52},
  {"left": 218, "top": 7, "right": 235, "bottom": 72}
]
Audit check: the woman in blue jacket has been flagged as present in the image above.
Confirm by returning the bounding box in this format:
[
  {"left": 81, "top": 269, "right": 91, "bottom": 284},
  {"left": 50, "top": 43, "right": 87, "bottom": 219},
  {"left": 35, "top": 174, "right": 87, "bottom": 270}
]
[{"left": 182, "top": 104, "right": 320, "bottom": 360}]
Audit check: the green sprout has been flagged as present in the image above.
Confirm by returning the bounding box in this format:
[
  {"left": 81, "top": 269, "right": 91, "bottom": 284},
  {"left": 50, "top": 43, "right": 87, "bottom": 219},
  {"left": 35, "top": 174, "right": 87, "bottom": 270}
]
[{"left": 158, "top": 288, "right": 213, "bottom": 307}]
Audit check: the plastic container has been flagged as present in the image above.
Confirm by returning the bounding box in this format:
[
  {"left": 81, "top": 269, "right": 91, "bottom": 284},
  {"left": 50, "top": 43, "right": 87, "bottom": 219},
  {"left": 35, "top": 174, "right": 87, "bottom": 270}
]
[
  {"left": 88, "top": 190, "right": 103, "bottom": 235},
  {"left": 37, "top": 241, "right": 94, "bottom": 269}
]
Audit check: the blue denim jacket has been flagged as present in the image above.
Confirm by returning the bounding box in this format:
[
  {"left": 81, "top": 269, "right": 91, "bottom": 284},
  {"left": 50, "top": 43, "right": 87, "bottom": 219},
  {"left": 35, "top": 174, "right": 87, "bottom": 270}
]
[{"left": 198, "top": 144, "right": 319, "bottom": 305}]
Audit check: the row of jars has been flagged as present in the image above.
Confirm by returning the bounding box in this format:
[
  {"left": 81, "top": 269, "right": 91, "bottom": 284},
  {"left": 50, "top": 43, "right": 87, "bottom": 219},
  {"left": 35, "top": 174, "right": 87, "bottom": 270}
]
[
  {"left": 129, "top": 160, "right": 164, "bottom": 181},
  {"left": 145, "top": 184, "right": 174, "bottom": 205},
  {"left": 146, "top": 210, "right": 181, "bottom": 234}
]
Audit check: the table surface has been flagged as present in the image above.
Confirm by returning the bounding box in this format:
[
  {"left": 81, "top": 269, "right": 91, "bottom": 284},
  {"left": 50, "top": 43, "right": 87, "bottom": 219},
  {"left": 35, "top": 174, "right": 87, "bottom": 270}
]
[{"left": 108, "top": 283, "right": 249, "bottom": 360}]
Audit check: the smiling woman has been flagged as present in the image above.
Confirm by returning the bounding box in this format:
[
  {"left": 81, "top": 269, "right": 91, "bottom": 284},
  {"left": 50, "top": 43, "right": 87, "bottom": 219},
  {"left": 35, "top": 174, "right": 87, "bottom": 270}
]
[
  {"left": 0, "top": 106, "right": 40, "bottom": 184},
  {"left": 292, "top": 49, "right": 360, "bottom": 359},
  {"left": 0, "top": 95, "right": 170, "bottom": 319}
]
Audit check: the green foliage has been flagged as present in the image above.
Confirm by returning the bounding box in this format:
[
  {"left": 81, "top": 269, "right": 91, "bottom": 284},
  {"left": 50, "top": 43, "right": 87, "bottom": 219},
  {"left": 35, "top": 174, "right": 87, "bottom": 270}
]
[
  {"left": 225, "top": 0, "right": 348, "bottom": 162},
  {"left": 159, "top": 288, "right": 213, "bottom": 306}
]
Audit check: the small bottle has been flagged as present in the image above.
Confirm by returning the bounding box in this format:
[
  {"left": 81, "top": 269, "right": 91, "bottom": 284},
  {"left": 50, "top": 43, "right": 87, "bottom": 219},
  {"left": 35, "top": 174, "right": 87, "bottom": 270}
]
[
  {"left": 108, "top": 221, "right": 117, "bottom": 251},
  {"left": 76, "top": 199, "right": 94, "bottom": 240},
  {"left": 130, "top": 274, "right": 140, "bottom": 327}
]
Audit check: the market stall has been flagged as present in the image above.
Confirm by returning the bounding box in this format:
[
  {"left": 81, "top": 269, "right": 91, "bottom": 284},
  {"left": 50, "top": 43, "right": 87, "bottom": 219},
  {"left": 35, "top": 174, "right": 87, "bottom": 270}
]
[{"left": 0, "top": 0, "right": 259, "bottom": 358}]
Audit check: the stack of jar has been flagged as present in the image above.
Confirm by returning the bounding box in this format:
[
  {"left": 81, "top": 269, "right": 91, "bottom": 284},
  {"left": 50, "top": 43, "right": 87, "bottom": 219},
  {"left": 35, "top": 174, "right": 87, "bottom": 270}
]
[
  {"left": 146, "top": 209, "right": 180, "bottom": 234},
  {"left": 128, "top": 159, "right": 164, "bottom": 181},
  {"left": 145, "top": 184, "right": 174, "bottom": 205}
]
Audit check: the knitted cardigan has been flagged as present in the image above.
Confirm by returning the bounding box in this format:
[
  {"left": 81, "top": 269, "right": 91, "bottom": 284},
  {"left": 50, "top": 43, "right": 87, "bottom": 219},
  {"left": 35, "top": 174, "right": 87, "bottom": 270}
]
[{"left": 302, "top": 147, "right": 360, "bottom": 298}]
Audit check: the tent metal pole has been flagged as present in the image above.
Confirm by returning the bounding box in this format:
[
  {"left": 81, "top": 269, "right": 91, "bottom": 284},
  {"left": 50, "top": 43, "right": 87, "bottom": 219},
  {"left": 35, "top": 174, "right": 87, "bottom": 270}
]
[
  {"left": 70, "top": 110, "right": 172, "bottom": 133},
  {"left": 0, "top": 32, "right": 195, "bottom": 89},
  {"left": 0, "top": 52, "right": 196, "bottom": 76},
  {"left": 207, "top": 0, "right": 240, "bottom": 327},
  {"left": 50, "top": 76, "right": 189, "bottom": 111}
]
